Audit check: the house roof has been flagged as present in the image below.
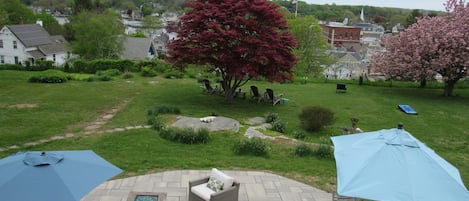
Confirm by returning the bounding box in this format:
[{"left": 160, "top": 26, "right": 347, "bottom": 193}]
[
  {"left": 7, "top": 24, "right": 52, "bottom": 47},
  {"left": 120, "top": 37, "right": 155, "bottom": 60},
  {"left": 39, "top": 35, "right": 68, "bottom": 54},
  {"left": 27, "top": 50, "right": 46, "bottom": 58}
]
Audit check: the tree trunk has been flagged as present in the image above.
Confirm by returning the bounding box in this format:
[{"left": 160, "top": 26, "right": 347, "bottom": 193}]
[
  {"left": 443, "top": 80, "right": 456, "bottom": 97},
  {"left": 419, "top": 77, "right": 426, "bottom": 88},
  {"left": 224, "top": 88, "right": 236, "bottom": 102}
]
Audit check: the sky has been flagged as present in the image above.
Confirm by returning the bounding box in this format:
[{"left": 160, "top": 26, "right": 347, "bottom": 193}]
[{"left": 302, "top": 0, "right": 448, "bottom": 11}]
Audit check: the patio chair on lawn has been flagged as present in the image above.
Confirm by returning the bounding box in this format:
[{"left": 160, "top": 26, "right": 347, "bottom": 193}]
[
  {"left": 265, "top": 88, "right": 284, "bottom": 106},
  {"left": 336, "top": 83, "right": 347, "bottom": 93},
  {"left": 189, "top": 168, "right": 240, "bottom": 201},
  {"left": 202, "top": 79, "right": 219, "bottom": 94},
  {"left": 250, "top": 86, "right": 264, "bottom": 102}
]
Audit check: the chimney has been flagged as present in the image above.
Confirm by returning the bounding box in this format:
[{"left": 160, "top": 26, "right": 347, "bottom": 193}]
[
  {"left": 19, "top": 17, "right": 24, "bottom": 25},
  {"left": 36, "top": 19, "right": 43, "bottom": 27}
]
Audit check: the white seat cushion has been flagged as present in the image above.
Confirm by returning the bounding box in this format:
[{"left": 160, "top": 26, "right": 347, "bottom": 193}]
[
  {"left": 211, "top": 168, "right": 234, "bottom": 189},
  {"left": 191, "top": 183, "right": 215, "bottom": 201}
]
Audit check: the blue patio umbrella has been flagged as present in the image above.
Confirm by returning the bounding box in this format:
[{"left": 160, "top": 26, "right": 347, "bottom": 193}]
[
  {"left": 331, "top": 126, "right": 469, "bottom": 201},
  {"left": 0, "top": 150, "right": 123, "bottom": 201}
]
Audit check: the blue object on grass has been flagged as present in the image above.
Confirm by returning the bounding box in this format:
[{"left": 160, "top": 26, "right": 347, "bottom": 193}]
[{"left": 398, "top": 104, "right": 418, "bottom": 115}]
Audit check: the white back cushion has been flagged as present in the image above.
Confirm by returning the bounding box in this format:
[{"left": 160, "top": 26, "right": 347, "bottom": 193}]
[{"left": 210, "top": 168, "right": 234, "bottom": 189}]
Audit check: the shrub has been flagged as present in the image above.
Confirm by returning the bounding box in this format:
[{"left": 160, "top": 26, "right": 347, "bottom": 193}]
[
  {"left": 271, "top": 120, "right": 286, "bottom": 133},
  {"left": 97, "top": 69, "right": 122, "bottom": 77},
  {"left": 28, "top": 69, "right": 70, "bottom": 83},
  {"left": 295, "top": 143, "right": 313, "bottom": 157},
  {"left": 233, "top": 137, "right": 270, "bottom": 156},
  {"left": 159, "top": 127, "right": 210, "bottom": 144},
  {"left": 293, "top": 130, "right": 305, "bottom": 140},
  {"left": 98, "top": 74, "right": 112, "bottom": 81},
  {"left": 163, "top": 69, "right": 184, "bottom": 79},
  {"left": 141, "top": 66, "right": 157, "bottom": 77},
  {"left": 315, "top": 144, "right": 334, "bottom": 159},
  {"left": 122, "top": 72, "right": 133, "bottom": 79},
  {"left": 148, "top": 116, "right": 165, "bottom": 131},
  {"left": 264, "top": 112, "right": 279, "bottom": 123},
  {"left": 299, "top": 106, "right": 335, "bottom": 132},
  {"left": 0, "top": 64, "right": 24, "bottom": 71}
]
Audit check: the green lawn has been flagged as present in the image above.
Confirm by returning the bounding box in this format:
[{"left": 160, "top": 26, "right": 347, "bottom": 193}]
[{"left": 0, "top": 70, "right": 468, "bottom": 191}]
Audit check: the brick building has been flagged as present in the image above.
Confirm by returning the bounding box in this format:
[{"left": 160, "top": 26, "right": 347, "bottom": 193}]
[{"left": 320, "top": 23, "right": 362, "bottom": 49}]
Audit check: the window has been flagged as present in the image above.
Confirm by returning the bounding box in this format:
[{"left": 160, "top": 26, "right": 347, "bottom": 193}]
[
  {"left": 0, "top": 55, "right": 4, "bottom": 64},
  {"left": 53, "top": 54, "right": 56, "bottom": 61},
  {"left": 0, "top": 40, "right": 3, "bottom": 48},
  {"left": 14, "top": 56, "right": 18, "bottom": 64},
  {"left": 13, "top": 41, "right": 17, "bottom": 49}
]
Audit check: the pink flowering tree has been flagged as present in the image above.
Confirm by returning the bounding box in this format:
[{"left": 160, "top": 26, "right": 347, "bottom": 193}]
[{"left": 369, "top": 0, "right": 468, "bottom": 96}]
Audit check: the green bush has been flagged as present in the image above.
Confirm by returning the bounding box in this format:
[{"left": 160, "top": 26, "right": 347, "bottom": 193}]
[
  {"left": 97, "top": 69, "right": 122, "bottom": 77},
  {"left": 264, "top": 112, "right": 279, "bottom": 123},
  {"left": 233, "top": 137, "right": 270, "bottom": 156},
  {"left": 299, "top": 106, "right": 335, "bottom": 132},
  {"left": 159, "top": 127, "right": 211, "bottom": 144},
  {"left": 122, "top": 72, "right": 133, "bottom": 79},
  {"left": 72, "top": 59, "right": 136, "bottom": 73},
  {"left": 28, "top": 69, "right": 70, "bottom": 83},
  {"left": 295, "top": 143, "right": 313, "bottom": 157},
  {"left": 163, "top": 69, "right": 184, "bottom": 79},
  {"left": 0, "top": 64, "right": 24, "bottom": 70},
  {"left": 315, "top": 144, "right": 334, "bottom": 159},
  {"left": 293, "top": 130, "right": 305, "bottom": 140},
  {"left": 141, "top": 66, "right": 157, "bottom": 77},
  {"left": 99, "top": 74, "right": 112, "bottom": 81},
  {"left": 271, "top": 120, "right": 286, "bottom": 133},
  {"left": 148, "top": 115, "right": 165, "bottom": 131}
]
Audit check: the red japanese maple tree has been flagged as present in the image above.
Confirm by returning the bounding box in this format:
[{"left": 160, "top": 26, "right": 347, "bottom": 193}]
[
  {"left": 167, "top": 0, "right": 298, "bottom": 101},
  {"left": 369, "top": 0, "right": 468, "bottom": 96}
]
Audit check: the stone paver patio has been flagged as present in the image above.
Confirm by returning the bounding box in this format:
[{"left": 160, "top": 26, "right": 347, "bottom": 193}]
[{"left": 82, "top": 170, "right": 332, "bottom": 201}]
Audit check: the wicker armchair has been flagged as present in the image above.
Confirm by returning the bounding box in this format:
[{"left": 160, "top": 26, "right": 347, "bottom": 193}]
[{"left": 188, "top": 169, "right": 240, "bottom": 201}]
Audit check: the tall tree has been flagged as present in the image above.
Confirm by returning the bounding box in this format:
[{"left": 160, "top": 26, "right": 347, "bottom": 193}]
[
  {"left": 404, "top": 9, "right": 422, "bottom": 28},
  {"left": 70, "top": 10, "right": 125, "bottom": 59},
  {"left": 369, "top": 0, "right": 469, "bottom": 96},
  {"left": 0, "top": 0, "right": 35, "bottom": 25},
  {"left": 73, "top": 0, "right": 93, "bottom": 14},
  {"left": 167, "top": 0, "right": 298, "bottom": 102},
  {"left": 288, "top": 15, "right": 334, "bottom": 77}
]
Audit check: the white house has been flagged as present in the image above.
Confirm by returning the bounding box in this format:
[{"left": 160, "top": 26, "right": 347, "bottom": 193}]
[
  {"left": 0, "top": 23, "right": 69, "bottom": 66},
  {"left": 324, "top": 51, "right": 366, "bottom": 80}
]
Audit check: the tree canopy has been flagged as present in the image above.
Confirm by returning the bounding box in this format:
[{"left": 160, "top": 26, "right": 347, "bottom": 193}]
[
  {"left": 288, "top": 15, "right": 334, "bottom": 77},
  {"left": 369, "top": 0, "right": 468, "bottom": 96},
  {"left": 70, "top": 10, "right": 125, "bottom": 59},
  {"left": 167, "top": 0, "right": 298, "bottom": 101}
]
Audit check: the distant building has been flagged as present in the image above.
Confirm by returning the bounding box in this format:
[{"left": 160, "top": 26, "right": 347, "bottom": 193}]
[
  {"left": 120, "top": 37, "right": 157, "bottom": 60},
  {"left": 0, "top": 22, "right": 69, "bottom": 66},
  {"left": 320, "top": 23, "right": 362, "bottom": 50}
]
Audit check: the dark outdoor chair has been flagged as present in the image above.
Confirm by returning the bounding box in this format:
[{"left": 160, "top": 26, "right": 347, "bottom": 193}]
[
  {"left": 265, "top": 88, "right": 284, "bottom": 106},
  {"left": 203, "top": 79, "right": 219, "bottom": 94},
  {"left": 336, "top": 83, "right": 347, "bottom": 93},
  {"left": 250, "top": 86, "right": 264, "bottom": 102}
]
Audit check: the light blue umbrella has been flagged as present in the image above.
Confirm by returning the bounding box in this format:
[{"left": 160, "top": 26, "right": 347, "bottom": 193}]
[
  {"left": 331, "top": 126, "right": 469, "bottom": 201},
  {"left": 0, "top": 150, "right": 123, "bottom": 201}
]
